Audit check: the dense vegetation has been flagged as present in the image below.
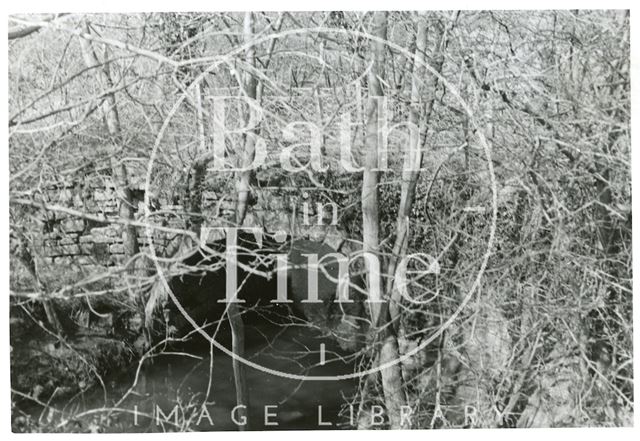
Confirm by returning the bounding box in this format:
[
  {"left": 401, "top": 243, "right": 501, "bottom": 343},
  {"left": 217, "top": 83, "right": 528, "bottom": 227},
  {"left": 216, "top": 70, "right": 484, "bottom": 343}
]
[{"left": 9, "top": 11, "right": 631, "bottom": 431}]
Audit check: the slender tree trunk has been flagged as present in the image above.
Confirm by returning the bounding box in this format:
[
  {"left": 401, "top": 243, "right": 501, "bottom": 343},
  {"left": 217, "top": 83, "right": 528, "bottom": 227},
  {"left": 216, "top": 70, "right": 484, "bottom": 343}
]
[
  {"left": 225, "top": 11, "right": 259, "bottom": 431},
  {"left": 361, "top": 11, "right": 408, "bottom": 430},
  {"left": 388, "top": 16, "right": 446, "bottom": 322},
  {"left": 187, "top": 82, "right": 208, "bottom": 238},
  {"left": 13, "top": 231, "right": 64, "bottom": 335},
  {"left": 78, "top": 23, "right": 140, "bottom": 282},
  {"left": 589, "top": 10, "right": 630, "bottom": 378}
]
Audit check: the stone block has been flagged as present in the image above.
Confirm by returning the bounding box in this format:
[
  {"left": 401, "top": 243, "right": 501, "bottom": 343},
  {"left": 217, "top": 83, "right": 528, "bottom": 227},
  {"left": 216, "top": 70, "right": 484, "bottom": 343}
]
[
  {"left": 75, "top": 256, "right": 95, "bottom": 266},
  {"left": 109, "top": 243, "right": 124, "bottom": 254},
  {"left": 59, "top": 235, "right": 78, "bottom": 245},
  {"left": 53, "top": 256, "right": 74, "bottom": 266},
  {"left": 92, "top": 235, "right": 118, "bottom": 244},
  {"left": 94, "top": 188, "right": 115, "bottom": 201},
  {"left": 60, "top": 244, "right": 80, "bottom": 255},
  {"left": 43, "top": 238, "right": 59, "bottom": 247},
  {"left": 79, "top": 242, "right": 94, "bottom": 255},
  {"left": 91, "top": 226, "right": 120, "bottom": 238},
  {"left": 61, "top": 218, "right": 85, "bottom": 233},
  {"left": 44, "top": 244, "right": 63, "bottom": 257}
]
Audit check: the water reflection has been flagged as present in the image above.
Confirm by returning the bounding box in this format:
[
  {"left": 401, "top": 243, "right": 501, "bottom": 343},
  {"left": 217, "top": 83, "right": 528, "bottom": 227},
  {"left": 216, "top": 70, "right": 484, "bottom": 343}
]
[{"left": 49, "top": 325, "right": 358, "bottom": 432}]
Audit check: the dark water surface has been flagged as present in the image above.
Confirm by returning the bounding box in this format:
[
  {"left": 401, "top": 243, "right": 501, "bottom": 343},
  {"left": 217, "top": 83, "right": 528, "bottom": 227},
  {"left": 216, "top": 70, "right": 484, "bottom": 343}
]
[{"left": 25, "top": 325, "right": 358, "bottom": 432}]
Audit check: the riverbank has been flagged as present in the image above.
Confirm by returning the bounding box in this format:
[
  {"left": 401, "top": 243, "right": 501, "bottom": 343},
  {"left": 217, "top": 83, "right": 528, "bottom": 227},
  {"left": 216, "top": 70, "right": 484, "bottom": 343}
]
[{"left": 12, "top": 319, "right": 358, "bottom": 432}]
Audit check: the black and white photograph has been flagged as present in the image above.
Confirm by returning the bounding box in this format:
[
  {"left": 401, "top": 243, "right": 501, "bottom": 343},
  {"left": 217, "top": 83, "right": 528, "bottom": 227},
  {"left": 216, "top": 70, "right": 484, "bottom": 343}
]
[{"left": 5, "top": 4, "right": 635, "bottom": 434}]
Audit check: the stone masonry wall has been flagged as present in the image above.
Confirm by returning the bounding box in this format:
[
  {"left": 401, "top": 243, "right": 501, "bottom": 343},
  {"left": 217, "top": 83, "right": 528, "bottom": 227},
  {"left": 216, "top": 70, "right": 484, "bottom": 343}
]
[{"left": 37, "top": 176, "right": 345, "bottom": 267}]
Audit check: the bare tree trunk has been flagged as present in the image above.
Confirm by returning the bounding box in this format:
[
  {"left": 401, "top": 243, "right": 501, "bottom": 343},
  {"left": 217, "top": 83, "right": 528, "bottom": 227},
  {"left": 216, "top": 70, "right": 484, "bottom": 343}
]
[
  {"left": 361, "top": 11, "right": 408, "bottom": 430},
  {"left": 12, "top": 231, "right": 64, "bottom": 335},
  {"left": 388, "top": 16, "right": 446, "bottom": 322},
  {"left": 225, "top": 11, "right": 259, "bottom": 431},
  {"left": 589, "top": 10, "right": 630, "bottom": 378},
  {"left": 78, "top": 23, "right": 140, "bottom": 281},
  {"left": 187, "top": 82, "right": 208, "bottom": 238}
]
